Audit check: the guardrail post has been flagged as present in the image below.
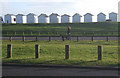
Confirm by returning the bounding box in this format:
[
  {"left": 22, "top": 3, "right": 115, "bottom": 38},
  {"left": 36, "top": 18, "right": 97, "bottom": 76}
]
[
  {"left": 62, "top": 36, "right": 65, "bottom": 41},
  {"left": 39, "top": 32, "right": 40, "bottom": 35},
  {"left": 84, "top": 32, "right": 85, "bottom": 36},
  {"left": 31, "top": 32, "right": 32, "bottom": 36},
  {"left": 35, "top": 44, "right": 40, "bottom": 58},
  {"left": 15, "top": 32, "right": 16, "bottom": 36},
  {"left": 49, "top": 36, "right": 51, "bottom": 41},
  {"left": 36, "top": 36, "right": 38, "bottom": 41},
  {"left": 23, "top": 32, "right": 24, "bottom": 36},
  {"left": 56, "top": 32, "right": 58, "bottom": 35},
  {"left": 77, "top": 36, "right": 79, "bottom": 42},
  {"left": 65, "top": 45, "right": 70, "bottom": 59},
  {"left": 91, "top": 36, "right": 94, "bottom": 41},
  {"left": 98, "top": 45, "right": 102, "bottom": 60},
  {"left": 93, "top": 33, "right": 94, "bottom": 36},
  {"left": 7, "top": 32, "right": 8, "bottom": 36},
  {"left": 7, "top": 44, "right": 12, "bottom": 58},
  {"left": 9, "top": 36, "right": 12, "bottom": 42},
  {"left": 106, "top": 36, "right": 109, "bottom": 41},
  {"left": 22, "top": 36, "right": 25, "bottom": 42},
  {"left": 75, "top": 32, "right": 77, "bottom": 36}
]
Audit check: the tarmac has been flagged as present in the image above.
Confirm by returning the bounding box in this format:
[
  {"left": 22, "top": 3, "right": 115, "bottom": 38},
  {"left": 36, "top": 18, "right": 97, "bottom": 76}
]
[
  {"left": 2, "top": 63, "right": 119, "bottom": 76},
  {"left": 2, "top": 63, "right": 119, "bottom": 70}
]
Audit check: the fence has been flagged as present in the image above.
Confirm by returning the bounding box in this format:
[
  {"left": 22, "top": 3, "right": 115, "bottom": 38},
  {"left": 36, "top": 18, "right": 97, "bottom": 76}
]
[
  {"left": 3, "top": 36, "right": 119, "bottom": 42},
  {"left": 7, "top": 44, "right": 102, "bottom": 60},
  {"left": 2, "top": 31, "right": 119, "bottom": 37}
]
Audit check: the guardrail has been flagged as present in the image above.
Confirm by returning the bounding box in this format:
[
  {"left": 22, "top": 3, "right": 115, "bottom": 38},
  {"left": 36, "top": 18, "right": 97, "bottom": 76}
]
[
  {"left": 3, "top": 36, "right": 119, "bottom": 42},
  {"left": 2, "top": 31, "right": 119, "bottom": 37}
]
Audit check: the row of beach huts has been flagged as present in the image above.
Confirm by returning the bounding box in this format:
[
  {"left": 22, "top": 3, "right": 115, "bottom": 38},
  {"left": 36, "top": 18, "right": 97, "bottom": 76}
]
[{"left": 0, "top": 12, "right": 118, "bottom": 24}]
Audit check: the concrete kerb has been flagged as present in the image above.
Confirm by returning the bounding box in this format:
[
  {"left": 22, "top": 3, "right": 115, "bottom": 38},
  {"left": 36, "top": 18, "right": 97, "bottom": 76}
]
[{"left": 2, "top": 63, "right": 119, "bottom": 70}]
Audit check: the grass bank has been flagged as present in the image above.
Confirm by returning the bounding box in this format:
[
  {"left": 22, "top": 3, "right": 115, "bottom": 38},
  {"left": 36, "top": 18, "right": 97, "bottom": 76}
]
[
  {"left": 2, "top": 22, "right": 118, "bottom": 36},
  {"left": 2, "top": 40, "right": 118, "bottom": 67}
]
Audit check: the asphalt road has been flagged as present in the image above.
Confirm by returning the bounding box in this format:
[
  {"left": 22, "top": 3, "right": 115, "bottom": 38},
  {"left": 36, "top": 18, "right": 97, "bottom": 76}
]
[
  {"left": 2, "top": 66, "right": 119, "bottom": 76},
  {"left": 2, "top": 36, "right": 119, "bottom": 41}
]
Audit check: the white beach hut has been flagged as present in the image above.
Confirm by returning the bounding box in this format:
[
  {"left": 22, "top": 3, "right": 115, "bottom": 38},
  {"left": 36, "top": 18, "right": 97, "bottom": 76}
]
[
  {"left": 49, "top": 13, "right": 60, "bottom": 23},
  {"left": 5, "top": 14, "right": 16, "bottom": 23},
  {"left": 61, "top": 14, "right": 70, "bottom": 23},
  {"left": 72, "top": 13, "right": 82, "bottom": 23},
  {"left": 0, "top": 16, "right": 4, "bottom": 24},
  {"left": 97, "top": 12, "right": 106, "bottom": 22},
  {"left": 38, "top": 14, "right": 48, "bottom": 23},
  {"left": 84, "top": 13, "right": 93, "bottom": 22},
  {"left": 16, "top": 14, "right": 26, "bottom": 23},
  {"left": 27, "top": 13, "right": 38, "bottom": 23},
  {"left": 109, "top": 12, "right": 117, "bottom": 22}
]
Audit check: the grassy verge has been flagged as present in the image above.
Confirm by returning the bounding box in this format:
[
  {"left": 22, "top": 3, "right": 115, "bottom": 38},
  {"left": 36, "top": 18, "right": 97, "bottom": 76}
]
[
  {"left": 2, "top": 40, "right": 118, "bottom": 67},
  {"left": 2, "top": 22, "right": 118, "bottom": 36}
]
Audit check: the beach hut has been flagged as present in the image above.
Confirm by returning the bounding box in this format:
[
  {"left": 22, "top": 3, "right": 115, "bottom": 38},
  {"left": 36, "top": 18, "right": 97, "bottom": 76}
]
[
  {"left": 5, "top": 14, "right": 16, "bottom": 23},
  {"left": 72, "top": 13, "right": 82, "bottom": 23},
  {"left": 38, "top": 14, "right": 48, "bottom": 23},
  {"left": 97, "top": 12, "right": 106, "bottom": 22},
  {"left": 109, "top": 12, "right": 117, "bottom": 22},
  {"left": 0, "top": 16, "right": 4, "bottom": 24},
  {"left": 61, "top": 14, "right": 70, "bottom": 23},
  {"left": 16, "top": 14, "right": 26, "bottom": 23},
  {"left": 49, "top": 13, "right": 60, "bottom": 23},
  {"left": 84, "top": 13, "right": 93, "bottom": 22},
  {"left": 27, "top": 13, "right": 38, "bottom": 23}
]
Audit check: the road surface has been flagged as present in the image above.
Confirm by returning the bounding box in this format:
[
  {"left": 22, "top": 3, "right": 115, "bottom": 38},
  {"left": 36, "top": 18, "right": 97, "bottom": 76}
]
[{"left": 2, "top": 66, "right": 119, "bottom": 76}]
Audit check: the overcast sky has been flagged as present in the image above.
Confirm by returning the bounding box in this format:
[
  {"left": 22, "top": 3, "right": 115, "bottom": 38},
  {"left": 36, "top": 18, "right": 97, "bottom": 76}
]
[{"left": 0, "top": 0, "right": 119, "bottom": 22}]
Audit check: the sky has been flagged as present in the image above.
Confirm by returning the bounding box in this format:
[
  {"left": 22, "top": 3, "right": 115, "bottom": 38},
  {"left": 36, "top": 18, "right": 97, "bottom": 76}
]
[{"left": 0, "top": 0, "right": 119, "bottom": 22}]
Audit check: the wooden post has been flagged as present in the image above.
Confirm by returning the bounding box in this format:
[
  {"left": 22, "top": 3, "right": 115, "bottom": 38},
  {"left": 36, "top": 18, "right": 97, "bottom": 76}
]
[
  {"left": 22, "top": 36, "right": 25, "bottom": 42},
  {"left": 65, "top": 45, "right": 70, "bottom": 59},
  {"left": 75, "top": 32, "right": 77, "bottom": 36},
  {"left": 31, "top": 32, "right": 32, "bottom": 36},
  {"left": 91, "top": 36, "right": 94, "bottom": 41},
  {"left": 98, "top": 45, "right": 102, "bottom": 60},
  {"left": 9, "top": 36, "right": 12, "bottom": 42},
  {"left": 106, "top": 36, "right": 109, "bottom": 41},
  {"left": 93, "top": 32, "right": 94, "bottom": 36},
  {"left": 84, "top": 32, "right": 85, "bottom": 36},
  {"left": 7, "top": 32, "right": 8, "bottom": 36},
  {"left": 23, "top": 32, "right": 24, "bottom": 36},
  {"left": 36, "top": 36, "right": 38, "bottom": 41},
  {"left": 49, "top": 36, "right": 51, "bottom": 41},
  {"left": 7, "top": 44, "right": 12, "bottom": 58},
  {"left": 56, "top": 32, "right": 58, "bottom": 35},
  {"left": 35, "top": 44, "right": 40, "bottom": 58},
  {"left": 39, "top": 32, "right": 40, "bottom": 35},
  {"left": 77, "top": 36, "right": 78, "bottom": 42},
  {"left": 15, "top": 32, "right": 16, "bottom": 35},
  {"left": 62, "top": 36, "right": 65, "bottom": 41}
]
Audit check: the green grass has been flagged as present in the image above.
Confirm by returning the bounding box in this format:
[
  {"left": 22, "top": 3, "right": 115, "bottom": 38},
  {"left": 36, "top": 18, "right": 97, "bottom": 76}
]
[
  {"left": 2, "top": 22, "right": 119, "bottom": 36},
  {"left": 2, "top": 40, "right": 118, "bottom": 67}
]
